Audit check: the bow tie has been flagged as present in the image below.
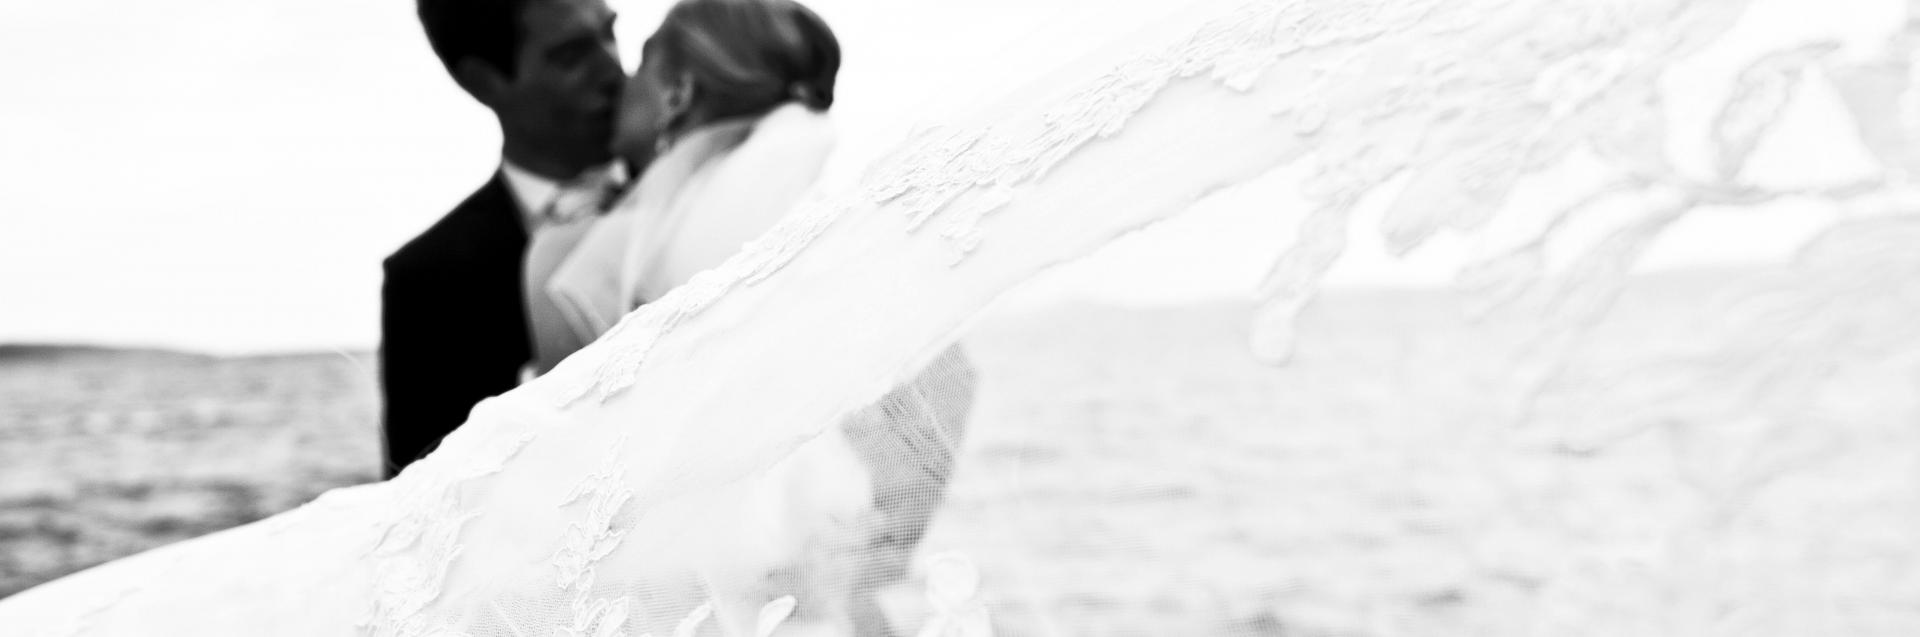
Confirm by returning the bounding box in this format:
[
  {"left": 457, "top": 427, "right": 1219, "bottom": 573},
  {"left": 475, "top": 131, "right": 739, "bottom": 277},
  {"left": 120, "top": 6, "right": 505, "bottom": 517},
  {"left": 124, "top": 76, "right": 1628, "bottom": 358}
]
[{"left": 539, "top": 163, "right": 630, "bottom": 225}]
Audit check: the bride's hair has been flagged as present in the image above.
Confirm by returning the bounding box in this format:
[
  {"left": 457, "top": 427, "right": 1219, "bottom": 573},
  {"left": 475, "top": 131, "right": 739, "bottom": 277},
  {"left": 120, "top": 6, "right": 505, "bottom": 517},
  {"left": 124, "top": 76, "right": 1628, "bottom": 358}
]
[{"left": 645, "top": 0, "right": 840, "bottom": 127}]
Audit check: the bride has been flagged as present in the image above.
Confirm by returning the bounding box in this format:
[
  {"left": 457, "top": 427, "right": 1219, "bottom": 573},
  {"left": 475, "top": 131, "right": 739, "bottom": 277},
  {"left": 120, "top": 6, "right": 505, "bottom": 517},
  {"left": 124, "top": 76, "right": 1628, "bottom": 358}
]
[
  {"left": 5, "top": 0, "right": 1912, "bottom": 634},
  {"left": 528, "top": 1, "right": 977, "bottom": 633}
]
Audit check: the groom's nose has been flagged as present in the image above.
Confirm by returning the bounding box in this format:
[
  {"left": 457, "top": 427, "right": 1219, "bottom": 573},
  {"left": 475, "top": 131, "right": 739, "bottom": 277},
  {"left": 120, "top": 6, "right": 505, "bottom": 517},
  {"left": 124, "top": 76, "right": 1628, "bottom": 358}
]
[
  {"left": 587, "top": 37, "right": 618, "bottom": 79},
  {"left": 587, "top": 38, "right": 623, "bottom": 85}
]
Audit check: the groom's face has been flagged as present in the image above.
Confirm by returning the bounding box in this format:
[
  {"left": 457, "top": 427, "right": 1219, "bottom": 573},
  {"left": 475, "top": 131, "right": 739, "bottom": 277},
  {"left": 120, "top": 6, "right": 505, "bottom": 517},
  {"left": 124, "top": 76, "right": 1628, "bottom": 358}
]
[{"left": 493, "top": 0, "right": 624, "bottom": 173}]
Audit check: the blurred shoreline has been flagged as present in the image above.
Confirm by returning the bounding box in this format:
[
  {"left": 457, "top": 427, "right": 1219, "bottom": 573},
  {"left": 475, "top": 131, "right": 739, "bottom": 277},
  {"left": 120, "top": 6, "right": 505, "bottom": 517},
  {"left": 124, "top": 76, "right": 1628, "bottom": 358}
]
[
  {"left": 5, "top": 264, "right": 1915, "bottom": 635},
  {"left": 0, "top": 266, "right": 1759, "bottom": 600},
  {"left": 0, "top": 346, "right": 381, "bottom": 598}
]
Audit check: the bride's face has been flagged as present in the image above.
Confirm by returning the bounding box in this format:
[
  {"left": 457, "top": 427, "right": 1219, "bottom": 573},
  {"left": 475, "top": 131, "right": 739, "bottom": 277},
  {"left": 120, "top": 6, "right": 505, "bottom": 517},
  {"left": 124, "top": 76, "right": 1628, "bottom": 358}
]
[{"left": 611, "top": 50, "right": 678, "bottom": 163}]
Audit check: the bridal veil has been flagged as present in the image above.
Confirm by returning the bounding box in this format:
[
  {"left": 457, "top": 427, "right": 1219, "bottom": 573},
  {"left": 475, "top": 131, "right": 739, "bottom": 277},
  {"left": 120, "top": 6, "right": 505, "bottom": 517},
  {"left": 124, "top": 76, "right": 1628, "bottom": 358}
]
[{"left": 5, "top": 0, "right": 1920, "bottom": 634}]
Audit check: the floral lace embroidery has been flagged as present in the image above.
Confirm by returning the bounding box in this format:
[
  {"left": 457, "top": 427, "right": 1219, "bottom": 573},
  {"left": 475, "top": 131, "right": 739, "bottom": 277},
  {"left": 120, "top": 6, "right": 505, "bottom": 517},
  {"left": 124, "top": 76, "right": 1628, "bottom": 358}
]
[
  {"left": 867, "top": 0, "right": 1437, "bottom": 264},
  {"left": 557, "top": 192, "right": 851, "bottom": 405},
  {"left": 915, "top": 552, "right": 992, "bottom": 637},
  {"left": 630, "top": 597, "right": 790, "bottom": 637},
  {"left": 551, "top": 436, "right": 636, "bottom": 637},
  {"left": 366, "top": 497, "right": 479, "bottom": 635},
  {"left": 557, "top": 597, "right": 630, "bottom": 637},
  {"left": 755, "top": 596, "right": 797, "bottom": 637},
  {"left": 636, "top": 600, "right": 709, "bottom": 637},
  {"left": 558, "top": 0, "right": 1329, "bottom": 405},
  {"left": 360, "top": 416, "right": 538, "bottom": 637},
  {"left": 546, "top": 438, "right": 803, "bottom": 637},
  {"left": 1252, "top": 0, "right": 1891, "bottom": 381}
]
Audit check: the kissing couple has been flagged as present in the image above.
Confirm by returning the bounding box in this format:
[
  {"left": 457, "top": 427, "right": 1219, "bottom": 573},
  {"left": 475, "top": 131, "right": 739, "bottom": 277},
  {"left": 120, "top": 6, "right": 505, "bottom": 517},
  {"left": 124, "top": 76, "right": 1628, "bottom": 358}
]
[{"left": 383, "top": 0, "right": 976, "bottom": 633}]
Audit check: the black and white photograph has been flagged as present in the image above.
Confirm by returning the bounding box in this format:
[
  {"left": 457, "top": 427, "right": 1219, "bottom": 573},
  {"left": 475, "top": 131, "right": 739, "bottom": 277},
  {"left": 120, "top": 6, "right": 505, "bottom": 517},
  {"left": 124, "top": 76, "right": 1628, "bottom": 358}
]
[{"left": 2, "top": 0, "right": 1917, "bottom": 634}]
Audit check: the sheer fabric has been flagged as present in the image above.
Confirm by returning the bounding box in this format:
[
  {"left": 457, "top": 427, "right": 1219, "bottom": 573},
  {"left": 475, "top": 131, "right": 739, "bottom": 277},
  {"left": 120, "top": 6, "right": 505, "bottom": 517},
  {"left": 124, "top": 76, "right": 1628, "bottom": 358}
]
[
  {"left": 536, "top": 102, "right": 837, "bottom": 373},
  {"left": 5, "top": 0, "right": 1920, "bottom": 635}
]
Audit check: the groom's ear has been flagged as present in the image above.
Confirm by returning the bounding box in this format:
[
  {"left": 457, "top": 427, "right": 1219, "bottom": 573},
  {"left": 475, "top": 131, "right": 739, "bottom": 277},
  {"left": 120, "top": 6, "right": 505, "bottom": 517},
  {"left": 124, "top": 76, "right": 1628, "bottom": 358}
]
[{"left": 452, "top": 57, "right": 512, "bottom": 106}]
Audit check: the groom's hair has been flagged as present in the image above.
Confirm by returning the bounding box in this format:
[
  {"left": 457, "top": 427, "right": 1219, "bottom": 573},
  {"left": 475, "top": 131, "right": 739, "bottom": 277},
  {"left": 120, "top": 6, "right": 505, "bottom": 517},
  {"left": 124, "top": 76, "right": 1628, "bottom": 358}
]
[{"left": 417, "top": 0, "right": 530, "bottom": 78}]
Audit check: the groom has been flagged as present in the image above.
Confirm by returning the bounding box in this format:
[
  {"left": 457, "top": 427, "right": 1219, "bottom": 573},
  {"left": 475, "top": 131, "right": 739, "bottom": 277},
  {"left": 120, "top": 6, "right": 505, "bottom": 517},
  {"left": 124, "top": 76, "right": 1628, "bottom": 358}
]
[{"left": 381, "top": 0, "right": 627, "bottom": 479}]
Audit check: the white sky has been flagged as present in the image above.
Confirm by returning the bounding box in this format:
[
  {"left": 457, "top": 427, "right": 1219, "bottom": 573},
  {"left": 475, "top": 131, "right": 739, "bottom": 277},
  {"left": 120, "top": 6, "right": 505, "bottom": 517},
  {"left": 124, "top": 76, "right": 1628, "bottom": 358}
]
[{"left": 0, "top": 0, "right": 1893, "bottom": 353}]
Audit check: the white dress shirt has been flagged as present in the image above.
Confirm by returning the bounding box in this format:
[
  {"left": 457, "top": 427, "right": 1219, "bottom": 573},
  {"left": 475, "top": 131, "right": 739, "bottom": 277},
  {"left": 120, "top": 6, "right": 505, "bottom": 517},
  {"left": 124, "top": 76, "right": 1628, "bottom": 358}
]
[{"left": 500, "top": 159, "right": 628, "bottom": 381}]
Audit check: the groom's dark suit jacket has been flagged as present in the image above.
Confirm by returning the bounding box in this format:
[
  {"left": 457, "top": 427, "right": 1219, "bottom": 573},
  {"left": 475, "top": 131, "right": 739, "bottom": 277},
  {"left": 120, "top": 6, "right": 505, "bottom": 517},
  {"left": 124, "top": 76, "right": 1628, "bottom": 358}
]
[{"left": 379, "top": 174, "right": 530, "bottom": 479}]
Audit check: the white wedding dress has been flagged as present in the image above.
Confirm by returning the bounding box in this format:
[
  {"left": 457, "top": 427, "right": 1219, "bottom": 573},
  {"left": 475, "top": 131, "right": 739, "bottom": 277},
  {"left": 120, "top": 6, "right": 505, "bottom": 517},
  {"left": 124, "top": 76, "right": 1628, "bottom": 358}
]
[
  {"left": 528, "top": 99, "right": 977, "bottom": 635},
  {"left": 533, "top": 102, "right": 841, "bottom": 370},
  {"left": 7, "top": 0, "right": 1920, "bottom": 635}
]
